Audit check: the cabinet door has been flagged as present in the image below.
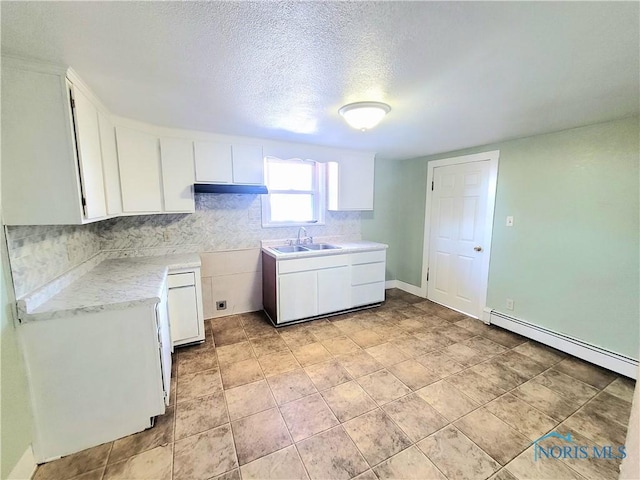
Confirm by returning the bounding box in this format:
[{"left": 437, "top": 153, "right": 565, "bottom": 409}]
[
  {"left": 97, "top": 112, "right": 122, "bottom": 216},
  {"left": 116, "top": 126, "right": 163, "bottom": 213},
  {"left": 156, "top": 287, "right": 172, "bottom": 406},
  {"left": 2, "top": 65, "right": 84, "bottom": 225},
  {"left": 351, "top": 283, "right": 385, "bottom": 307},
  {"left": 318, "top": 266, "right": 350, "bottom": 315},
  {"left": 168, "top": 285, "right": 200, "bottom": 344},
  {"left": 194, "top": 141, "right": 232, "bottom": 183},
  {"left": 71, "top": 86, "right": 107, "bottom": 219},
  {"left": 279, "top": 271, "right": 318, "bottom": 323},
  {"left": 160, "top": 138, "right": 195, "bottom": 212},
  {"left": 232, "top": 144, "right": 264, "bottom": 184},
  {"left": 328, "top": 155, "right": 374, "bottom": 211}
]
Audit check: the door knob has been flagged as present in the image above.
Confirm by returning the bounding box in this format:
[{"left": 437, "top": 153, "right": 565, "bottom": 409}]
[{"left": 474, "top": 246, "right": 483, "bottom": 252}]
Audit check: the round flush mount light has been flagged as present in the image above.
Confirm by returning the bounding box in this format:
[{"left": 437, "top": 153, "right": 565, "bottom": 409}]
[{"left": 338, "top": 101, "right": 391, "bottom": 131}]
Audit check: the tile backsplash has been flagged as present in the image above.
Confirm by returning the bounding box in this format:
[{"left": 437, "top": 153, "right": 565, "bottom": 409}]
[
  {"left": 6, "top": 193, "right": 361, "bottom": 299},
  {"left": 6, "top": 224, "right": 102, "bottom": 299},
  {"left": 98, "top": 194, "right": 361, "bottom": 252}
]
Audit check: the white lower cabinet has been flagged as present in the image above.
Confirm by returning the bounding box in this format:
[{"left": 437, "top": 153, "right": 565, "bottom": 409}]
[
  {"left": 350, "top": 250, "right": 386, "bottom": 307},
  {"left": 279, "top": 271, "right": 318, "bottom": 323},
  {"left": 168, "top": 268, "right": 205, "bottom": 347},
  {"left": 263, "top": 248, "right": 386, "bottom": 325},
  {"left": 278, "top": 266, "right": 350, "bottom": 323},
  {"left": 19, "top": 292, "right": 170, "bottom": 462},
  {"left": 318, "top": 266, "right": 350, "bottom": 315}
]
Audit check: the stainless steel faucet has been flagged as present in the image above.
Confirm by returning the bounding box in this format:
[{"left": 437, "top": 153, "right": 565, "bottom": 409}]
[{"left": 296, "top": 227, "right": 307, "bottom": 245}]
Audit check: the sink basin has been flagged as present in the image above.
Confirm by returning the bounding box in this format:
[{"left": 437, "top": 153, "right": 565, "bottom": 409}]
[
  {"left": 272, "top": 245, "right": 309, "bottom": 253},
  {"left": 304, "top": 243, "right": 341, "bottom": 250},
  {"left": 271, "top": 243, "right": 342, "bottom": 253}
]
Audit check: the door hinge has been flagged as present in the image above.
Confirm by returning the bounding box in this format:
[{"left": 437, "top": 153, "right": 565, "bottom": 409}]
[
  {"left": 431, "top": 180, "right": 434, "bottom": 191},
  {"left": 70, "top": 96, "right": 76, "bottom": 109},
  {"left": 81, "top": 196, "right": 87, "bottom": 216},
  {"left": 426, "top": 268, "right": 429, "bottom": 282}
]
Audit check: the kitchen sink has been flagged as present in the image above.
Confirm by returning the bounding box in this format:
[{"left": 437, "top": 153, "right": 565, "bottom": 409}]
[
  {"left": 304, "top": 243, "right": 341, "bottom": 250},
  {"left": 271, "top": 243, "right": 342, "bottom": 253},
  {"left": 273, "top": 245, "right": 309, "bottom": 253}
]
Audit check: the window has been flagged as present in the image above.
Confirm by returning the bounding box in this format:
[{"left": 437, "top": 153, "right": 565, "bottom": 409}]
[{"left": 262, "top": 157, "right": 325, "bottom": 227}]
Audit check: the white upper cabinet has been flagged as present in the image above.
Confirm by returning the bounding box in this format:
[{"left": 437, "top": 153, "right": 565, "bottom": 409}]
[
  {"left": 2, "top": 57, "right": 376, "bottom": 224},
  {"left": 194, "top": 141, "right": 264, "bottom": 184},
  {"left": 231, "top": 144, "right": 264, "bottom": 184},
  {"left": 1, "top": 58, "right": 111, "bottom": 225},
  {"left": 327, "top": 153, "right": 375, "bottom": 211},
  {"left": 97, "top": 112, "right": 123, "bottom": 216},
  {"left": 116, "top": 126, "right": 163, "bottom": 214},
  {"left": 193, "top": 141, "right": 232, "bottom": 183},
  {"left": 71, "top": 85, "right": 108, "bottom": 220},
  {"left": 160, "top": 138, "right": 195, "bottom": 213}
]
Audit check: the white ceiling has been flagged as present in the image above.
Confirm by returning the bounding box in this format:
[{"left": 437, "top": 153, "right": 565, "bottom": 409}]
[{"left": 2, "top": 2, "right": 638, "bottom": 160}]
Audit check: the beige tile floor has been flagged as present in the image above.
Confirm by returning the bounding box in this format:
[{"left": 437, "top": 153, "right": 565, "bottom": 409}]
[{"left": 34, "top": 289, "right": 636, "bottom": 480}]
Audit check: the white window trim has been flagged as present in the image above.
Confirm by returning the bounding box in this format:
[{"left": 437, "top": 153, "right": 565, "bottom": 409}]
[{"left": 261, "top": 157, "right": 326, "bottom": 228}]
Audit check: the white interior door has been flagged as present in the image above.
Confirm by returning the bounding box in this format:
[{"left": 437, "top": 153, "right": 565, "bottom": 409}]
[{"left": 427, "top": 160, "right": 491, "bottom": 317}]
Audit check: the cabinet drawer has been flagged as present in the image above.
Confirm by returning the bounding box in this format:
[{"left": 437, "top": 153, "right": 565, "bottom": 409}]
[
  {"left": 351, "top": 262, "right": 385, "bottom": 286},
  {"left": 351, "top": 282, "right": 385, "bottom": 307},
  {"left": 351, "top": 250, "right": 386, "bottom": 265},
  {"left": 168, "top": 272, "right": 195, "bottom": 288},
  {"left": 278, "top": 254, "right": 349, "bottom": 274}
]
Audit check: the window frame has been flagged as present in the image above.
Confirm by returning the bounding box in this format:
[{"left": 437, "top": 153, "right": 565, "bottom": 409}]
[{"left": 261, "top": 156, "right": 326, "bottom": 228}]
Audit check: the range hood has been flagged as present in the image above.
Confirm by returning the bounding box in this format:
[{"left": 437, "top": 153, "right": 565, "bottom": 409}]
[{"left": 194, "top": 183, "right": 268, "bottom": 194}]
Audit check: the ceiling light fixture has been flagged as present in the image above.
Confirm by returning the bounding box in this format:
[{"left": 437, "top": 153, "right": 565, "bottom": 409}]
[{"left": 338, "top": 101, "right": 391, "bottom": 131}]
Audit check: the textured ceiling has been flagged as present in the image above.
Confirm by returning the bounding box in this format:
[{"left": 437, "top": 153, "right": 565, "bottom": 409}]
[{"left": 2, "top": 1, "right": 638, "bottom": 160}]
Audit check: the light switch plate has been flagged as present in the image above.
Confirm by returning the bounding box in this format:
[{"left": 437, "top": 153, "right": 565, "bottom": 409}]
[{"left": 506, "top": 216, "right": 514, "bottom": 227}]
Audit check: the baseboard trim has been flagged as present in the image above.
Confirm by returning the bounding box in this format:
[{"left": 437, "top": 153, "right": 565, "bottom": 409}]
[
  {"left": 489, "top": 310, "right": 638, "bottom": 379},
  {"left": 8, "top": 445, "right": 36, "bottom": 480},
  {"left": 396, "top": 281, "right": 424, "bottom": 297},
  {"left": 385, "top": 280, "right": 424, "bottom": 298}
]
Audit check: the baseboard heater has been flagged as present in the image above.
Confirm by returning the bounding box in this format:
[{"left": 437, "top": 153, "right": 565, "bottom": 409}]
[{"left": 489, "top": 310, "right": 638, "bottom": 380}]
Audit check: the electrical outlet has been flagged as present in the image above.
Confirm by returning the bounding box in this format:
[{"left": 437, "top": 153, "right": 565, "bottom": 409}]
[
  {"left": 216, "top": 300, "right": 227, "bottom": 311},
  {"left": 506, "top": 298, "right": 514, "bottom": 310},
  {"left": 163, "top": 231, "right": 171, "bottom": 242},
  {"left": 506, "top": 216, "right": 514, "bottom": 227}
]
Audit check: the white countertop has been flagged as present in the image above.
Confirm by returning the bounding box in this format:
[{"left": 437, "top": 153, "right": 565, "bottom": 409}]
[
  {"left": 261, "top": 240, "right": 388, "bottom": 260},
  {"left": 19, "top": 253, "right": 201, "bottom": 322}
]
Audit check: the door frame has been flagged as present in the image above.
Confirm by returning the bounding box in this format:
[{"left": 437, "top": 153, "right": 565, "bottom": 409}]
[{"left": 420, "top": 150, "right": 500, "bottom": 321}]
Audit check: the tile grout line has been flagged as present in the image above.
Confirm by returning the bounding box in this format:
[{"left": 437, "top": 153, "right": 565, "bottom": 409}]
[
  {"left": 219, "top": 307, "right": 538, "bottom": 476},
  {"left": 436, "top": 338, "right": 624, "bottom": 478},
  {"left": 242, "top": 316, "right": 385, "bottom": 477},
  {"left": 220, "top": 317, "right": 248, "bottom": 477},
  {"left": 40, "top": 295, "right": 628, "bottom": 480},
  {"left": 388, "top": 329, "right": 562, "bottom": 471},
  {"left": 240, "top": 315, "right": 296, "bottom": 472},
  {"left": 99, "top": 442, "right": 114, "bottom": 480},
  {"left": 204, "top": 301, "right": 627, "bottom": 480}
]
